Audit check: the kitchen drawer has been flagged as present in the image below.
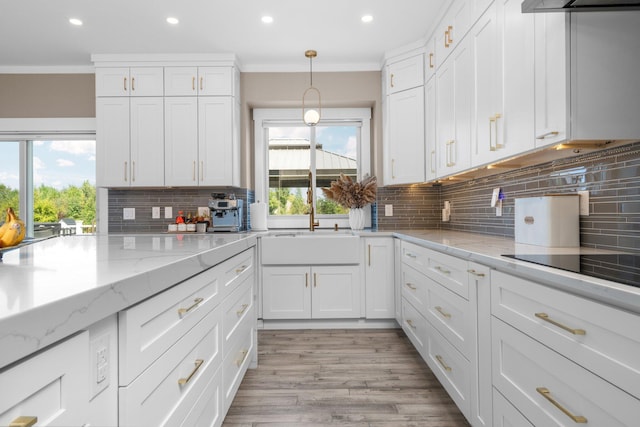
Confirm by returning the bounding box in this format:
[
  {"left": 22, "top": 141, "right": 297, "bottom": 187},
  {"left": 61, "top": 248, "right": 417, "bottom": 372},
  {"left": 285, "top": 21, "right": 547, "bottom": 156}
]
[
  {"left": 163, "top": 364, "right": 223, "bottom": 427},
  {"left": 424, "top": 321, "right": 471, "bottom": 419},
  {"left": 425, "top": 278, "right": 472, "bottom": 359},
  {"left": 401, "top": 241, "right": 430, "bottom": 272},
  {"left": 492, "top": 270, "right": 640, "bottom": 399},
  {"left": 119, "top": 305, "right": 223, "bottom": 427},
  {"left": 0, "top": 332, "right": 89, "bottom": 427},
  {"left": 119, "top": 262, "right": 224, "bottom": 385},
  {"left": 222, "top": 273, "right": 254, "bottom": 357},
  {"left": 493, "top": 389, "right": 534, "bottom": 427},
  {"left": 223, "top": 327, "right": 254, "bottom": 412},
  {"left": 221, "top": 248, "right": 254, "bottom": 298},
  {"left": 401, "top": 296, "right": 428, "bottom": 358},
  {"left": 492, "top": 318, "right": 639, "bottom": 427},
  {"left": 401, "top": 264, "right": 429, "bottom": 312},
  {"left": 425, "top": 250, "right": 469, "bottom": 300}
]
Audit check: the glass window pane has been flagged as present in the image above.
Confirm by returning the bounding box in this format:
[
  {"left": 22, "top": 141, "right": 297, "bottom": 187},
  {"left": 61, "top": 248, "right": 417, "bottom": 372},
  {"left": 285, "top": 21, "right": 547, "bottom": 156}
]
[
  {"left": 0, "top": 141, "right": 20, "bottom": 220},
  {"left": 267, "top": 127, "right": 311, "bottom": 216},
  {"left": 32, "top": 140, "right": 96, "bottom": 233},
  {"left": 315, "top": 126, "right": 358, "bottom": 215}
]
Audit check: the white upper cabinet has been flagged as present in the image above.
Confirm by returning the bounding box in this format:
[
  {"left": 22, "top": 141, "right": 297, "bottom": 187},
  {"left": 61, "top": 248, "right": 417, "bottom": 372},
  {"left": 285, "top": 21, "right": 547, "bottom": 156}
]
[
  {"left": 386, "top": 54, "right": 425, "bottom": 94},
  {"left": 425, "top": 75, "right": 437, "bottom": 181},
  {"left": 164, "top": 66, "right": 233, "bottom": 96},
  {"left": 425, "top": 37, "right": 437, "bottom": 81},
  {"left": 472, "top": 0, "right": 535, "bottom": 167},
  {"left": 435, "top": 0, "right": 472, "bottom": 67},
  {"left": 95, "top": 67, "right": 164, "bottom": 97}
]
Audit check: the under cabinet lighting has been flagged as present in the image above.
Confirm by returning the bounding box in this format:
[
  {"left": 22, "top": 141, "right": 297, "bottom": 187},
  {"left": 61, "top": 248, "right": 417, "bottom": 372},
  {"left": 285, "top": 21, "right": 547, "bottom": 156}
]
[
  {"left": 69, "top": 18, "right": 83, "bottom": 26},
  {"left": 166, "top": 17, "right": 179, "bottom": 25}
]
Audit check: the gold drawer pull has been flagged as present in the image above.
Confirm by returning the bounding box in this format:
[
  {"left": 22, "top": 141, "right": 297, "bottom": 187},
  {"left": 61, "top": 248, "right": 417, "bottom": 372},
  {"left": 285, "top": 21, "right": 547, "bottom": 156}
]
[
  {"left": 435, "top": 355, "right": 452, "bottom": 372},
  {"left": 435, "top": 265, "right": 451, "bottom": 274},
  {"left": 406, "top": 319, "right": 417, "bottom": 329},
  {"left": 405, "top": 252, "right": 417, "bottom": 259},
  {"left": 236, "top": 349, "right": 249, "bottom": 367},
  {"left": 536, "top": 387, "right": 587, "bottom": 423},
  {"left": 435, "top": 306, "right": 452, "bottom": 319},
  {"left": 237, "top": 303, "right": 249, "bottom": 316},
  {"left": 10, "top": 417, "right": 38, "bottom": 427},
  {"left": 178, "top": 297, "right": 204, "bottom": 316},
  {"left": 467, "top": 269, "right": 485, "bottom": 277},
  {"left": 536, "top": 131, "right": 560, "bottom": 140},
  {"left": 405, "top": 282, "right": 417, "bottom": 291},
  {"left": 178, "top": 359, "right": 204, "bottom": 385},
  {"left": 235, "top": 265, "right": 247, "bottom": 274},
  {"left": 535, "top": 313, "right": 586, "bottom": 335}
]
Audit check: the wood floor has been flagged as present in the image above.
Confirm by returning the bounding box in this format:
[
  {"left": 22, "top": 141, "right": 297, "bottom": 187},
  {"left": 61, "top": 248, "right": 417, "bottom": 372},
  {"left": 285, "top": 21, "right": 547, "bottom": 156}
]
[{"left": 223, "top": 329, "right": 470, "bottom": 426}]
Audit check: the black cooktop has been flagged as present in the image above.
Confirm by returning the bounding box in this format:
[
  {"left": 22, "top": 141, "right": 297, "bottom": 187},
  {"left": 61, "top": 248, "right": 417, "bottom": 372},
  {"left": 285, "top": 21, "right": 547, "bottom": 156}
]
[{"left": 502, "top": 253, "right": 640, "bottom": 288}]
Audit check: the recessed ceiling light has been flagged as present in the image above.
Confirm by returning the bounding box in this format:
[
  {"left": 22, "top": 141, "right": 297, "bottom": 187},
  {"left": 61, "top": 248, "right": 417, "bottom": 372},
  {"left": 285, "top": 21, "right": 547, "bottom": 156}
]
[
  {"left": 69, "top": 18, "right": 83, "bottom": 26},
  {"left": 166, "top": 17, "right": 179, "bottom": 25},
  {"left": 261, "top": 15, "right": 274, "bottom": 24},
  {"left": 361, "top": 15, "right": 373, "bottom": 23}
]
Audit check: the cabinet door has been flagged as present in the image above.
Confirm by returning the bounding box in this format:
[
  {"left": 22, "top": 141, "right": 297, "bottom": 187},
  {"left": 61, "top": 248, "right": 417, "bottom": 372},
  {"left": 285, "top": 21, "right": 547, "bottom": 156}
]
[
  {"left": 198, "top": 67, "right": 233, "bottom": 96},
  {"left": 312, "top": 266, "right": 361, "bottom": 319},
  {"left": 198, "top": 97, "right": 233, "bottom": 186},
  {"left": 385, "top": 87, "right": 425, "bottom": 185},
  {"left": 130, "top": 97, "right": 164, "bottom": 186},
  {"left": 262, "top": 266, "right": 311, "bottom": 319},
  {"left": 425, "top": 76, "right": 437, "bottom": 181},
  {"left": 425, "top": 37, "right": 437, "bottom": 81},
  {"left": 165, "top": 97, "right": 199, "bottom": 186},
  {"left": 437, "top": 37, "right": 472, "bottom": 176},
  {"left": 387, "top": 55, "right": 424, "bottom": 94},
  {"left": 97, "top": 97, "right": 130, "bottom": 187},
  {"left": 95, "top": 67, "right": 130, "bottom": 97},
  {"left": 129, "top": 67, "right": 164, "bottom": 97},
  {"left": 534, "top": 13, "right": 568, "bottom": 147},
  {"left": 0, "top": 332, "right": 89, "bottom": 427},
  {"left": 164, "top": 67, "right": 199, "bottom": 96},
  {"left": 436, "top": 0, "right": 471, "bottom": 66},
  {"left": 493, "top": 390, "right": 534, "bottom": 427},
  {"left": 364, "top": 238, "right": 395, "bottom": 319}
]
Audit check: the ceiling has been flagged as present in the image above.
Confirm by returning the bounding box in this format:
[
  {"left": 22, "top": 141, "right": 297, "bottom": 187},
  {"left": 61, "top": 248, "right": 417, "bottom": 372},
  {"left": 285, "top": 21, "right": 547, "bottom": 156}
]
[{"left": 0, "top": 0, "right": 448, "bottom": 72}]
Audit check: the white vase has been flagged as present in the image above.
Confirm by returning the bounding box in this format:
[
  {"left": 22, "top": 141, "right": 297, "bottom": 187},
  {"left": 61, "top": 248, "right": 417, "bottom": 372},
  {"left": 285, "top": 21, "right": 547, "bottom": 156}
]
[{"left": 348, "top": 208, "right": 365, "bottom": 230}]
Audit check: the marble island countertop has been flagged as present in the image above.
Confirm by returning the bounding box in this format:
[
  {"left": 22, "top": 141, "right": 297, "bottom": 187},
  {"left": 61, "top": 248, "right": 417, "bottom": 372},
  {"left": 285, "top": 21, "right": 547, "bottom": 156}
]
[{"left": 0, "top": 233, "right": 257, "bottom": 369}]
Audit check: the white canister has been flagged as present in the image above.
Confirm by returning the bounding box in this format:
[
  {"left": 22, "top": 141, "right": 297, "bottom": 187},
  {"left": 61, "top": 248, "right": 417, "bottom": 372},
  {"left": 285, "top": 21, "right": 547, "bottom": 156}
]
[
  {"left": 186, "top": 223, "right": 196, "bottom": 232},
  {"left": 168, "top": 224, "right": 178, "bottom": 232},
  {"left": 177, "top": 223, "right": 187, "bottom": 232}
]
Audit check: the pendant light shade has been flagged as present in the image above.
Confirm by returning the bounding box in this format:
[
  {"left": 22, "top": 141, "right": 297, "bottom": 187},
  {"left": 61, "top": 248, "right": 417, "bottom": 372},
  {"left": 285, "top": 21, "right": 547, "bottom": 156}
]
[{"left": 302, "top": 50, "right": 321, "bottom": 126}]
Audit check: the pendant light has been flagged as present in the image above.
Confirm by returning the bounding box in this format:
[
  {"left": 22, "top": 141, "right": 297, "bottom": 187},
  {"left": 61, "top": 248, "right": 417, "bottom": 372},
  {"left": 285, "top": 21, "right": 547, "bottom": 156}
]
[{"left": 302, "top": 50, "right": 321, "bottom": 126}]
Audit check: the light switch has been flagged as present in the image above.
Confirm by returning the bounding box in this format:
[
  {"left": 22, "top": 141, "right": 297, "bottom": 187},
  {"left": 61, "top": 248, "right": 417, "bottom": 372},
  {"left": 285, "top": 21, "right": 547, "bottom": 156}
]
[
  {"left": 123, "top": 208, "right": 135, "bottom": 220},
  {"left": 384, "top": 204, "right": 393, "bottom": 217},
  {"left": 164, "top": 206, "right": 173, "bottom": 219},
  {"left": 152, "top": 207, "right": 160, "bottom": 219}
]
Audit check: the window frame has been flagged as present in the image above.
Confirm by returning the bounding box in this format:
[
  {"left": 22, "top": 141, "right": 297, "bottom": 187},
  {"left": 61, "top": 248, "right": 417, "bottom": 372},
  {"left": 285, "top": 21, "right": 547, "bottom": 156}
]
[{"left": 253, "top": 108, "right": 371, "bottom": 230}]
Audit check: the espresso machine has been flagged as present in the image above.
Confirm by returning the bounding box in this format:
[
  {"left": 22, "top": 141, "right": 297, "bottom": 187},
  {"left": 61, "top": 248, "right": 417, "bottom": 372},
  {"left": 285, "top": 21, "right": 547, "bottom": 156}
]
[{"left": 207, "top": 193, "right": 244, "bottom": 232}]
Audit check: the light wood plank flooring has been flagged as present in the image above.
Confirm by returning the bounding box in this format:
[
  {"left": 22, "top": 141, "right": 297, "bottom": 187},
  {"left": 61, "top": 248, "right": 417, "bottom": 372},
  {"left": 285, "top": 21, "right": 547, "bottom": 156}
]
[{"left": 223, "top": 329, "right": 470, "bottom": 426}]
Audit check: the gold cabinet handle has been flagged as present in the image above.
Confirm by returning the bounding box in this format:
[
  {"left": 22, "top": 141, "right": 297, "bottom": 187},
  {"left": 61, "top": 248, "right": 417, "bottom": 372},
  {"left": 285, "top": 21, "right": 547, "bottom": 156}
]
[
  {"left": 446, "top": 26, "right": 453, "bottom": 45},
  {"left": 178, "top": 297, "right": 204, "bottom": 316},
  {"left": 305, "top": 272, "right": 309, "bottom": 288},
  {"left": 489, "top": 115, "right": 497, "bottom": 151},
  {"left": 406, "top": 319, "right": 416, "bottom": 329},
  {"left": 535, "top": 313, "right": 586, "bottom": 335},
  {"left": 430, "top": 150, "right": 436, "bottom": 174},
  {"left": 235, "top": 265, "right": 247, "bottom": 274},
  {"left": 178, "top": 359, "right": 204, "bottom": 385},
  {"left": 536, "top": 387, "right": 587, "bottom": 423},
  {"left": 192, "top": 160, "right": 196, "bottom": 181},
  {"left": 131, "top": 77, "right": 135, "bottom": 91},
  {"left": 444, "top": 29, "right": 450, "bottom": 48},
  {"left": 200, "top": 160, "right": 204, "bottom": 181},
  {"left": 236, "top": 349, "right": 249, "bottom": 367},
  {"left": 390, "top": 73, "right": 395, "bottom": 88},
  {"left": 446, "top": 140, "right": 456, "bottom": 167},
  {"left": 405, "top": 252, "right": 416, "bottom": 259},
  {"left": 536, "top": 131, "right": 560, "bottom": 140},
  {"left": 368, "top": 244, "right": 371, "bottom": 266},
  {"left": 124, "top": 77, "right": 127, "bottom": 91},
  {"left": 435, "top": 306, "right": 452, "bottom": 319},
  {"left": 429, "top": 52, "right": 434, "bottom": 69},
  {"left": 494, "top": 113, "right": 503, "bottom": 149},
  {"left": 405, "top": 282, "right": 417, "bottom": 291},
  {"left": 192, "top": 76, "right": 196, "bottom": 91},
  {"left": 467, "top": 269, "right": 485, "bottom": 277},
  {"left": 124, "top": 161, "right": 128, "bottom": 181},
  {"left": 314, "top": 272, "right": 317, "bottom": 287},
  {"left": 132, "top": 160, "right": 135, "bottom": 182},
  {"left": 10, "top": 417, "right": 38, "bottom": 427},
  {"left": 435, "top": 354, "right": 452, "bottom": 372},
  {"left": 435, "top": 265, "right": 451, "bottom": 275},
  {"left": 237, "top": 303, "right": 249, "bottom": 317},
  {"left": 391, "top": 158, "right": 396, "bottom": 179},
  {"left": 200, "top": 76, "right": 204, "bottom": 91}
]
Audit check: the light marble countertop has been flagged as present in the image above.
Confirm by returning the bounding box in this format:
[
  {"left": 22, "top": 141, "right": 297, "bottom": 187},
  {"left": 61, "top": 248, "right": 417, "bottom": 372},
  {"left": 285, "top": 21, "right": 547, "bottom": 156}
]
[{"left": 0, "top": 233, "right": 257, "bottom": 369}]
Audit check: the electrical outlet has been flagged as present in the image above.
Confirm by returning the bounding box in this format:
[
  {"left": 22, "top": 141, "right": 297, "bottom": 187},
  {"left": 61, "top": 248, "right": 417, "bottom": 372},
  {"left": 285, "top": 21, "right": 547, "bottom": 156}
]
[
  {"left": 578, "top": 190, "right": 589, "bottom": 216},
  {"left": 90, "top": 334, "right": 110, "bottom": 396},
  {"left": 123, "top": 207, "right": 135, "bottom": 220},
  {"left": 164, "top": 206, "right": 173, "bottom": 219},
  {"left": 384, "top": 204, "right": 393, "bottom": 217},
  {"left": 152, "top": 207, "right": 160, "bottom": 219}
]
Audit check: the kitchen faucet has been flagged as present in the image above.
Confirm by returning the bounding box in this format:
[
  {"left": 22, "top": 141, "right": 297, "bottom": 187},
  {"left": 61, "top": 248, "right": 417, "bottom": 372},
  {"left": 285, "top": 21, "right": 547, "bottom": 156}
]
[{"left": 307, "top": 171, "right": 319, "bottom": 231}]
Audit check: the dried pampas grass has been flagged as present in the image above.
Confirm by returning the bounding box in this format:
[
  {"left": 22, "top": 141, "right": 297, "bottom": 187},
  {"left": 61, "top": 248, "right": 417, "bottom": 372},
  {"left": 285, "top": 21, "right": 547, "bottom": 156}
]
[{"left": 322, "top": 174, "right": 377, "bottom": 209}]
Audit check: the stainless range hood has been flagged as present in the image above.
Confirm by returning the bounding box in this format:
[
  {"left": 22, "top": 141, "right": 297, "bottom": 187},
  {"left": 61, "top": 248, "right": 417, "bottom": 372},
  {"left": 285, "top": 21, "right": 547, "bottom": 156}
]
[{"left": 522, "top": 0, "right": 640, "bottom": 12}]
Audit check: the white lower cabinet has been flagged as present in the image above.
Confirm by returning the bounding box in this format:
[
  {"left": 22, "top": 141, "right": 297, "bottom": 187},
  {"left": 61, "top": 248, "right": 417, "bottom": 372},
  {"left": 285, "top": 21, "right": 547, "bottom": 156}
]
[
  {"left": 0, "top": 332, "right": 90, "bottom": 427},
  {"left": 262, "top": 265, "right": 361, "bottom": 319},
  {"left": 363, "top": 237, "right": 395, "bottom": 319},
  {"left": 493, "top": 389, "right": 534, "bottom": 427}
]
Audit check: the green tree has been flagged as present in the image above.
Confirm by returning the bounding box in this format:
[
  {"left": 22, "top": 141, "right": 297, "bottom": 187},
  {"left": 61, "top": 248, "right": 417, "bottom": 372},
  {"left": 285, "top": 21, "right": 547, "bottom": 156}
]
[
  {"left": 33, "top": 198, "right": 58, "bottom": 222},
  {"left": 0, "top": 184, "right": 20, "bottom": 221}
]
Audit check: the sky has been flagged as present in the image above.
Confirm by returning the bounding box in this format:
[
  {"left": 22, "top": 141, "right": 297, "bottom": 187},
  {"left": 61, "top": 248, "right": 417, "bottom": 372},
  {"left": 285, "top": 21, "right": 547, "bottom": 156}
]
[
  {"left": 0, "top": 140, "right": 96, "bottom": 190},
  {"left": 269, "top": 125, "right": 358, "bottom": 159}
]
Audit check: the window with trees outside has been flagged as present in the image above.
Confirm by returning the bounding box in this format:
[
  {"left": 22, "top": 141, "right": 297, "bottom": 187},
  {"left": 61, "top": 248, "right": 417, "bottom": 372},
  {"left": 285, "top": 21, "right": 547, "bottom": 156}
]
[
  {"left": 0, "top": 139, "right": 96, "bottom": 238},
  {"left": 253, "top": 108, "right": 371, "bottom": 229}
]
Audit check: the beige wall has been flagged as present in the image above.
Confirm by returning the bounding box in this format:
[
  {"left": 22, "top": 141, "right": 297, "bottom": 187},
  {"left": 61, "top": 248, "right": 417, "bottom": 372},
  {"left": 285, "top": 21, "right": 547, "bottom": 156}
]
[
  {"left": 0, "top": 74, "right": 95, "bottom": 118},
  {"left": 240, "top": 71, "right": 382, "bottom": 188}
]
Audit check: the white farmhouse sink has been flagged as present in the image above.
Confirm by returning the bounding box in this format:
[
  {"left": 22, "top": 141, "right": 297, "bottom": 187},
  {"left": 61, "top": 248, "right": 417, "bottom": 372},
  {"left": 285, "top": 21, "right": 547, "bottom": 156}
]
[{"left": 261, "top": 232, "right": 360, "bottom": 265}]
